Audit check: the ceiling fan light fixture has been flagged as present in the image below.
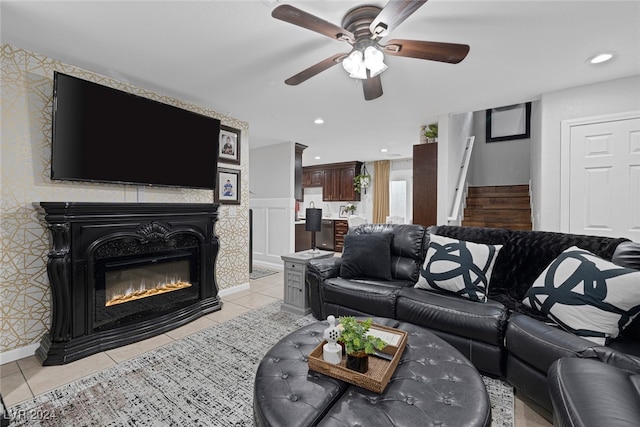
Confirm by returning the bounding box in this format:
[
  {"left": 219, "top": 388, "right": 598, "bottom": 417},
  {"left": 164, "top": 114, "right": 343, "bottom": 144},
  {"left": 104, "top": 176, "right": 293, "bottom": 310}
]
[
  {"left": 343, "top": 44, "right": 387, "bottom": 79},
  {"left": 364, "top": 46, "right": 388, "bottom": 77},
  {"left": 342, "top": 50, "right": 367, "bottom": 79}
]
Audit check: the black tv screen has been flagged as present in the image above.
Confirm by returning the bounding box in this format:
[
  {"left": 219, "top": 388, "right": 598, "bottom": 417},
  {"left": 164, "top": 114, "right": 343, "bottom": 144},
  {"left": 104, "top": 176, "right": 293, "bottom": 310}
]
[{"left": 51, "top": 72, "right": 220, "bottom": 190}]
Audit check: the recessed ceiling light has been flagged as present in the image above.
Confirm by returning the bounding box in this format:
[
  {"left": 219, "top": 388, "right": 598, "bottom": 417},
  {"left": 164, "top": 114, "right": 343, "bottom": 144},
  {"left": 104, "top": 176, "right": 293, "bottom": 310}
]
[
  {"left": 380, "top": 148, "right": 388, "bottom": 153},
  {"left": 314, "top": 118, "right": 324, "bottom": 124},
  {"left": 314, "top": 156, "right": 321, "bottom": 160},
  {"left": 588, "top": 52, "right": 614, "bottom": 64}
]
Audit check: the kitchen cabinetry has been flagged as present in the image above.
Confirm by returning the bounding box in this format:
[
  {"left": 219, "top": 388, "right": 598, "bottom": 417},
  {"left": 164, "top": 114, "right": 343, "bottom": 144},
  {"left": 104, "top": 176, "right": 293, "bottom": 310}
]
[
  {"left": 302, "top": 167, "right": 324, "bottom": 188},
  {"left": 334, "top": 219, "right": 349, "bottom": 252},
  {"left": 295, "top": 220, "right": 335, "bottom": 252},
  {"left": 303, "top": 161, "right": 362, "bottom": 201},
  {"left": 295, "top": 223, "right": 312, "bottom": 252}
]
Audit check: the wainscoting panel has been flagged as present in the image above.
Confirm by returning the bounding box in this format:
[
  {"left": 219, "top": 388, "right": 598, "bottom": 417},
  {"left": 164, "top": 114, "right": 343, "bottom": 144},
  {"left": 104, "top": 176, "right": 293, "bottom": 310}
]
[{"left": 250, "top": 198, "right": 295, "bottom": 266}]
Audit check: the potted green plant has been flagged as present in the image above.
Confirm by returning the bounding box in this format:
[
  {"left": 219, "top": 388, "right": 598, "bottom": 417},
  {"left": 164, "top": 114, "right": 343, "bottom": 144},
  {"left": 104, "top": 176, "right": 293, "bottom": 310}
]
[
  {"left": 344, "top": 203, "right": 356, "bottom": 215},
  {"left": 338, "top": 316, "right": 386, "bottom": 373},
  {"left": 353, "top": 173, "right": 371, "bottom": 193},
  {"left": 424, "top": 123, "right": 438, "bottom": 143}
]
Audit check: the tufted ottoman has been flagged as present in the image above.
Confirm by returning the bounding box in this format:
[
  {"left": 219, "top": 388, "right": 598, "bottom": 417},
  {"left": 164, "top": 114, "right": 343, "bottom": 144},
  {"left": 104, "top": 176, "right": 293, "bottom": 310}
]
[{"left": 253, "top": 317, "right": 491, "bottom": 427}]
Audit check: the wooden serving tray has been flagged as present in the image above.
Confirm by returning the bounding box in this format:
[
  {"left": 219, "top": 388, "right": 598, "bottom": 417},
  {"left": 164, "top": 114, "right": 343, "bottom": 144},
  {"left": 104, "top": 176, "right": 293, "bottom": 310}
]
[{"left": 307, "top": 324, "right": 408, "bottom": 394}]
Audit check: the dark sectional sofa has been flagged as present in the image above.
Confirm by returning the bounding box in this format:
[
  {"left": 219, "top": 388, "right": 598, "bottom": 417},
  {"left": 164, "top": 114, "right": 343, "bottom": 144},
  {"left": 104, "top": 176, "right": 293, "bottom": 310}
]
[{"left": 306, "top": 224, "right": 640, "bottom": 422}]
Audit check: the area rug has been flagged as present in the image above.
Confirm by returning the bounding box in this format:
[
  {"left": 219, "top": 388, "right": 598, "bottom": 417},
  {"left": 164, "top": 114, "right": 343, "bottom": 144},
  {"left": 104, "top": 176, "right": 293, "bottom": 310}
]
[
  {"left": 249, "top": 266, "right": 279, "bottom": 280},
  {"left": 7, "top": 302, "right": 514, "bottom": 426}
]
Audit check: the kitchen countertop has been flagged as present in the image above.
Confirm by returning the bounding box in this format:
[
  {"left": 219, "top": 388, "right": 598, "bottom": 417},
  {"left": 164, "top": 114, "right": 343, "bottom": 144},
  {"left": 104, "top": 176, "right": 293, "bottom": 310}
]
[{"left": 295, "top": 217, "right": 347, "bottom": 224}]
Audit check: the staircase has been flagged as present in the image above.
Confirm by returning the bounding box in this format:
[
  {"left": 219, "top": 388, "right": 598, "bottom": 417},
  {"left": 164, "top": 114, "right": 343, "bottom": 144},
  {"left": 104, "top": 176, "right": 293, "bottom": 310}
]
[{"left": 462, "top": 185, "right": 532, "bottom": 231}]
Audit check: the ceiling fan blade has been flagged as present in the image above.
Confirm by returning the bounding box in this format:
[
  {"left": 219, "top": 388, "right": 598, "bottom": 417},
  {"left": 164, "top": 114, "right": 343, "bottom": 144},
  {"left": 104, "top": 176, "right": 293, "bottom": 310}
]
[
  {"left": 284, "top": 53, "right": 346, "bottom": 86},
  {"left": 272, "top": 5, "right": 354, "bottom": 43},
  {"left": 362, "top": 75, "right": 383, "bottom": 101},
  {"left": 370, "top": 0, "right": 428, "bottom": 38},
  {"left": 383, "top": 39, "right": 470, "bottom": 64}
]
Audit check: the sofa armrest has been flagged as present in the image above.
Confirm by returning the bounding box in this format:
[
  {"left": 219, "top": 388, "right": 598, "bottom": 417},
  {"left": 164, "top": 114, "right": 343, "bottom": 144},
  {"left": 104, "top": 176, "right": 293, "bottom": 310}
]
[
  {"left": 587, "top": 345, "right": 640, "bottom": 373},
  {"left": 548, "top": 358, "right": 640, "bottom": 427},
  {"left": 307, "top": 257, "right": 342, "bottom": 319}
]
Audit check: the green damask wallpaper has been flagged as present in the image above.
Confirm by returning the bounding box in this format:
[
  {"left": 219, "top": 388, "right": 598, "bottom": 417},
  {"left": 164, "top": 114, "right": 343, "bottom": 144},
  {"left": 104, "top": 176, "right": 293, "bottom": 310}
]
[{"left": 0, "top": 45, "right": 250, "bottom": 355}]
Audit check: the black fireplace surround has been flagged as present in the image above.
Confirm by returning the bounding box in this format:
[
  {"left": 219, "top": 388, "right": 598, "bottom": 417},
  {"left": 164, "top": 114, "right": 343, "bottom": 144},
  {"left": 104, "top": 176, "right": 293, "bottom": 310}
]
[{"left": 34, "top": 202, "right": 221, "bottom": 365}]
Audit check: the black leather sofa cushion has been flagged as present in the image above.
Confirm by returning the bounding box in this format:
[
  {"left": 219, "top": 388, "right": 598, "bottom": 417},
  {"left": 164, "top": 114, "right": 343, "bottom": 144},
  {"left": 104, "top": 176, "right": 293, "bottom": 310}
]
[
  {"left": 396, "top": 288, "right": 508, "bottom": 347},
  {"left": 613, "top": 240, "right": 640, "bottom": 270},
  {"left": 352, "top": 224, "right": 427, "bottom": 283},
  {"left": 322, "top": 277, "right": 407, "bottom": 319},
  {"left": 548, "top": 358, "right": 640, "bottom": 427}
]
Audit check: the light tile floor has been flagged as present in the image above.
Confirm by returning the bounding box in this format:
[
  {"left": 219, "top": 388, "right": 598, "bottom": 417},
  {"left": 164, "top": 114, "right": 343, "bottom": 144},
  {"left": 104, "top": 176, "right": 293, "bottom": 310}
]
[{"left": 1, "top": 270, "right": 551, "bottom": 426}]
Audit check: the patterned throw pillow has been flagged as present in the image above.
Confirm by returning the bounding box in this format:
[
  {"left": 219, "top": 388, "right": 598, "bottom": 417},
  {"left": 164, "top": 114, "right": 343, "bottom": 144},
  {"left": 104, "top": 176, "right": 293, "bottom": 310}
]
[
  {"left": 415, "top": 234, "right": 503, "bottom": 302},
  {"left": 522, "top": 246, "right": 640, "bottom": 345}
]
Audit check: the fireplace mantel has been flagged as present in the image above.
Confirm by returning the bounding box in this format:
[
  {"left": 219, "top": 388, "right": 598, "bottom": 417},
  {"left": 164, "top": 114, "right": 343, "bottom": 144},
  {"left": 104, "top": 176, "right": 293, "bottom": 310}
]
[{"left": 34, "top": 202, "right": 221, "bottom": 365}]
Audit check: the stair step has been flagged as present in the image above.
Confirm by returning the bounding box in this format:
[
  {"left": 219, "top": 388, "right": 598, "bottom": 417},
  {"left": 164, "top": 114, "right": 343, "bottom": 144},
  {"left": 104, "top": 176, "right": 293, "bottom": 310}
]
[
  {"left": 465, "top": 196, "right": 530, "bottom": 210},
  {"left": 462, "top": 221, "right": 532, "bottom": 231},
  {"left": 463, "top": 209, "right": 531, "bottom": 222},
  {"left": 467, "top": 185, "right": 529, "bottom": 198}
]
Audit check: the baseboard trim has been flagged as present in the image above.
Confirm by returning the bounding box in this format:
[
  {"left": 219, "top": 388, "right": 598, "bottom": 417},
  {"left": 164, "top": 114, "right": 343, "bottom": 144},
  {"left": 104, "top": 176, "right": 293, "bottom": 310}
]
[
  {"left": 218, "top": 283, "right": 250, "bottom": 297},
  {"left": 0, "top": 343, "right": 39, "bottom": 364},
  {"left": 253, "top": 260, "right": 284, "bottom": 271}
]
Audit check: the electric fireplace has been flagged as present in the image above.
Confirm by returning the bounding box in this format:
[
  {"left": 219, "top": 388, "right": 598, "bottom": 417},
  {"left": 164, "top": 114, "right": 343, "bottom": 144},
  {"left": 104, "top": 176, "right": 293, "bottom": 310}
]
[{"left": 34, "top": 202, "right": 221, "bottom": 365}]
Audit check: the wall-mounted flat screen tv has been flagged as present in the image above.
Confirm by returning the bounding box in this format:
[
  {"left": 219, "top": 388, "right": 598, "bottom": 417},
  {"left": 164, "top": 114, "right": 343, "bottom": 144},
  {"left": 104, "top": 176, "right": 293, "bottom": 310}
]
[{"left": 51, "top": 72, "right": 220, "bottom": 190}]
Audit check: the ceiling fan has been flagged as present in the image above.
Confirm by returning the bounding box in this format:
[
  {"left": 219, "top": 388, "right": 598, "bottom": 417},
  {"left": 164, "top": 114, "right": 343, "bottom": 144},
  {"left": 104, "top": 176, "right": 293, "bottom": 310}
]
[{"left": 272, "top": 0, "right": 470, "bottom": 101}]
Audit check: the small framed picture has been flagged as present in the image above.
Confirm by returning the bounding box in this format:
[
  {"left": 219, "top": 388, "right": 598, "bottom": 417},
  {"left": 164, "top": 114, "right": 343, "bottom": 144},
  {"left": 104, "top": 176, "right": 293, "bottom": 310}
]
[
  {"left": 215, "top": 167, "right": 241, "bottom": 205},
  {"left": 486, "top": 102, "right": 531, "bottom": 142},
  {"left": 339, "top": 205, "right": 348, "bottom": 218},
  {"left": 219, "top": 125, "right": 241, "bottom": 165}
]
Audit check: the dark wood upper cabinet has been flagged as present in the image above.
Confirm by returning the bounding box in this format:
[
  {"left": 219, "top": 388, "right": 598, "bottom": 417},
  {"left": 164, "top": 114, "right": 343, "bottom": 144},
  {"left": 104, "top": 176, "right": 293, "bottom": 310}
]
[
  {"left": 413, "top": 143, "right": 437, "bottom": 227},
  {"left": 303, "top": 161, "right": 362, "bottom": 201},
  {"left": 303, "top": 168, "right": 324, "bottom": 188}
]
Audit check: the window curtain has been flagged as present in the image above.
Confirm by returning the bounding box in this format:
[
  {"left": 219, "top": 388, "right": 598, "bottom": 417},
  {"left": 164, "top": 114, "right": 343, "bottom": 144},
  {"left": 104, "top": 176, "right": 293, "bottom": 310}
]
[{"left": 373, "top": 160, "right": 390, "bottom": 223}]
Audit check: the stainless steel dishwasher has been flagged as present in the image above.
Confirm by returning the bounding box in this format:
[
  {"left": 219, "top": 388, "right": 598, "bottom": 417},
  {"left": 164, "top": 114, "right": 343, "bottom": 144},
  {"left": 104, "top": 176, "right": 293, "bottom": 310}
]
[{"left": 317, "top": 219, "right": 335, "bottom": 251}]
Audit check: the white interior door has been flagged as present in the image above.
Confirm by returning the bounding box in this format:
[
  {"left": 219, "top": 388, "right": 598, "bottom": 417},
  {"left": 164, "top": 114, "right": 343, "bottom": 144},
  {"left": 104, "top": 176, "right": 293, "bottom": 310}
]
[{"left": 565, "top": 113, "right": 640, "bottom": 240}]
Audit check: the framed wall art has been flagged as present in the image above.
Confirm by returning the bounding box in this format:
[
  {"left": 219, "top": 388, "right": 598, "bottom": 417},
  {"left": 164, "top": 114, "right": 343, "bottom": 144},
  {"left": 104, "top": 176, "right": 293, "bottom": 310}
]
[
  {"left": 218, "top": 125, "right": 241, "bottom": 165},
  {"left": 215, "top": 167, "right": 241, "bottom": 205},
  {"left": 486, "top": 102, "right": 531, "bottom": 142}
]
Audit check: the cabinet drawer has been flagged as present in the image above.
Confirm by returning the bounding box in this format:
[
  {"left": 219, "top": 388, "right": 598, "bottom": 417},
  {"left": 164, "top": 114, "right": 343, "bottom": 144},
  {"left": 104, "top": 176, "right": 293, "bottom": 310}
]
[{"left": 285, "top": 261, "right": 304, "bottom": 272}]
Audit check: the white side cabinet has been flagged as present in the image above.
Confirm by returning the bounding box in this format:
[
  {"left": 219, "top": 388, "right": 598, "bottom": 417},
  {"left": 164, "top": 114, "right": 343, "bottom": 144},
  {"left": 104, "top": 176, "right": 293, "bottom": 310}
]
[{"left": 280, "top": 250, "right": 334, "bottom": 316}]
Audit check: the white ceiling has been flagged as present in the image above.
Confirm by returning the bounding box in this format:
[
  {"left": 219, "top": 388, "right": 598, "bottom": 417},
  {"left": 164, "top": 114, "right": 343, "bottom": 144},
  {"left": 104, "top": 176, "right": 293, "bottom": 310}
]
[{"left": 2, "top": 0, "right": 639, "bottom": 166}]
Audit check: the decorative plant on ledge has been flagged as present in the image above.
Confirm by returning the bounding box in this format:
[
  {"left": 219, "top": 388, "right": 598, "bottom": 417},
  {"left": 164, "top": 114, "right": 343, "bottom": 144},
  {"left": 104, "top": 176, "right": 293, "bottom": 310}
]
[{"left": 424, "top": 123, "right": 438, "bottom": 143}]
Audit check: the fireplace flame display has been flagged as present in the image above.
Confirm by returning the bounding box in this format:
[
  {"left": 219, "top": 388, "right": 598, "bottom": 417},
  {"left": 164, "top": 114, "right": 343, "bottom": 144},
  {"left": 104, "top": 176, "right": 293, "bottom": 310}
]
[
  {"left": 106, "top": 281, "right": 192, "bottom": 306},
  {"left": 105, "top": 259, "right": 192, "bottom": 307}
]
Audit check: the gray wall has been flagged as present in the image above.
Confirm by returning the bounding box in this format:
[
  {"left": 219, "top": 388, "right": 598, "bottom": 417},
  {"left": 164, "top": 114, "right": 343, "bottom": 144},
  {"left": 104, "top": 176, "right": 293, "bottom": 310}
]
[
  {"left": 468, "top": 104, "right": 536, "bottom": 187},
  {"left": 249, "top": 142, "right": 294, "bottom": 198}
]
